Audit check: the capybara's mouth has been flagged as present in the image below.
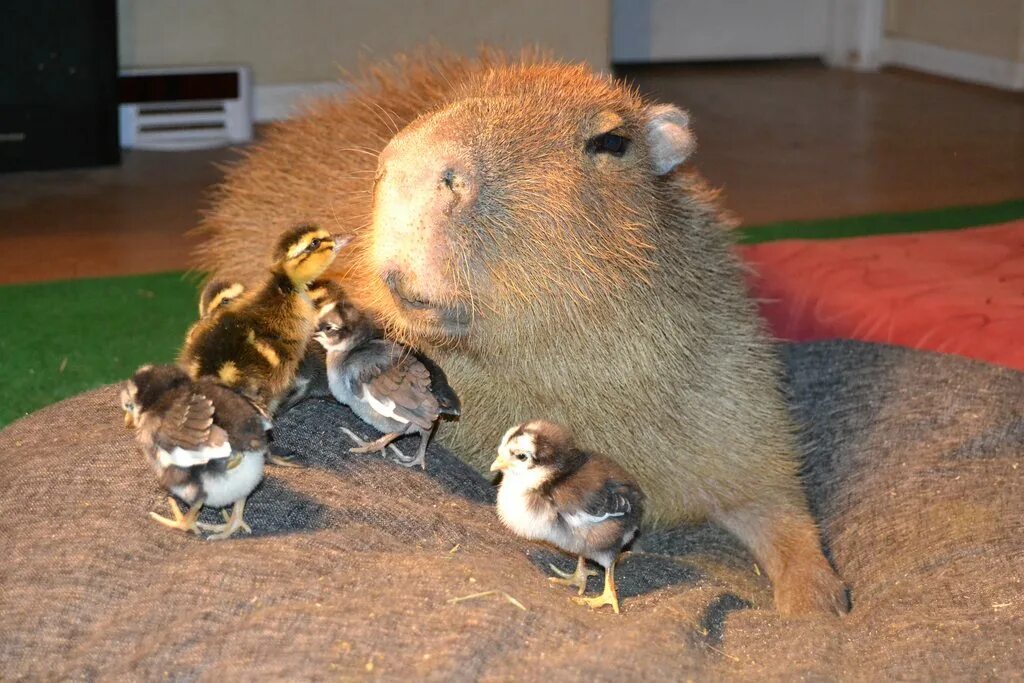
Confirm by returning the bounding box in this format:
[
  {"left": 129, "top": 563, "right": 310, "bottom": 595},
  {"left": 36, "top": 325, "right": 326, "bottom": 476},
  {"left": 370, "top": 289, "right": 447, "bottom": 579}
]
[{"left": 384, "top": 271, "right": 471, "bottom": 335}]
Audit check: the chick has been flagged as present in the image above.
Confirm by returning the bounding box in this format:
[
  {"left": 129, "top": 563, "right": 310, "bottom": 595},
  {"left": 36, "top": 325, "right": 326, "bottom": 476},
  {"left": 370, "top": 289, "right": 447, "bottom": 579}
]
[
  {"left": 491, "top": 420, "right": 645, "bottom": 614},
  {"left": 120, "top": 364, "right": 268, "bottom": 540},
  {"left": 180, "top": 224, "right": 348, "bottom": 414},
  {"left": 313, "top": 291, "right": 461, "bottom": 469}
]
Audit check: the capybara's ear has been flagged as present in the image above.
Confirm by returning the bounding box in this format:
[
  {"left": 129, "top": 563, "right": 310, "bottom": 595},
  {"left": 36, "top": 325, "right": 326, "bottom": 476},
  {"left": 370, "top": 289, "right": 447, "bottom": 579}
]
[{"left": 644, "top": 104, "right": 696, "bottom": 176}]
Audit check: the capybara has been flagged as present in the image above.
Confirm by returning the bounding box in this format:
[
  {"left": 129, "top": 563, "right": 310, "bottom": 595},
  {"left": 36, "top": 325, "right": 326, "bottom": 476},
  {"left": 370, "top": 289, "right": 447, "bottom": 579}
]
[{"left": 195, "top": 49, "right": 849, "bottom": 616}]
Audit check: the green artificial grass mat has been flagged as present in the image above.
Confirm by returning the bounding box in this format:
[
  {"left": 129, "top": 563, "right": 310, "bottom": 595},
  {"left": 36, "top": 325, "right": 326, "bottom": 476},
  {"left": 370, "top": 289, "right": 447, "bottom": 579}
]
[
  {"left": 0, "top": 271, "right": 200, "bottom": 428},
  {"left": 735, "top": 198, "right": 1024, "bottom": 244},
  {"left": 1, "top": 198, "right": 1022, "bottom": 429}
]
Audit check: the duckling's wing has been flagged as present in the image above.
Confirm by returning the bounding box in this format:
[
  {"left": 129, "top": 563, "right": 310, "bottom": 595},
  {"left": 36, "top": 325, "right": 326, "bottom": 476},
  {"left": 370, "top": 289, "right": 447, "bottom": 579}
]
[
  {"left": 152, "top": 390, "right": 232, "bottom": 467},
  {"left": 363, "top": 355, "right": 438, "bottom": 432}
]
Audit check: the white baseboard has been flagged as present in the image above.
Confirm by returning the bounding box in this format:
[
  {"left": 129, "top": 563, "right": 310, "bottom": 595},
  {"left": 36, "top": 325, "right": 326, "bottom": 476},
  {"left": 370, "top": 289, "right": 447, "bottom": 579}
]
[
  {"left": 254, "top": 81, "right": 349, "bottom": 123},
  {"left": 881, "top": 38, "right": 1024, "bottom": 91}
]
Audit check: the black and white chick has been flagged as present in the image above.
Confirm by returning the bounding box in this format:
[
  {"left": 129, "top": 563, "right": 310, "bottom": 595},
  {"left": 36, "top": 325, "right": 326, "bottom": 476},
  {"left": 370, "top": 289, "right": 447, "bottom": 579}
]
[
  {"left": 120, "top": 364, "right": 268, "bottom": 540},
  {"left": 491, "top": 420, "right": 645, "bottom": 614},
  {"left": 312, "top": 292, "right": 460, "bottom": 469}
]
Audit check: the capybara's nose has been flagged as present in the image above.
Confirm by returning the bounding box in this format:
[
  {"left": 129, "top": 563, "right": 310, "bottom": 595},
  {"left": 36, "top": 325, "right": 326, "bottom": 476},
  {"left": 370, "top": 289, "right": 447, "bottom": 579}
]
[
  {"left": 370, "top": 123, "right": 479, "bottom": 305},
  {"left": 376, "top": 125, "right": 478, "bottom": 215},
  {"left": 377, "top": 154, "right": 476, "bottom": 208}
]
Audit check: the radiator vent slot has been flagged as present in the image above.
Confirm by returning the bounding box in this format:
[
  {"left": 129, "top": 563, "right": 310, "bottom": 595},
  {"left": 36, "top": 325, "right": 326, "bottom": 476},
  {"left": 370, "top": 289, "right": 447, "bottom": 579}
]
[{"left": 119, "top": 67, "right": 252, "bottom": 151}]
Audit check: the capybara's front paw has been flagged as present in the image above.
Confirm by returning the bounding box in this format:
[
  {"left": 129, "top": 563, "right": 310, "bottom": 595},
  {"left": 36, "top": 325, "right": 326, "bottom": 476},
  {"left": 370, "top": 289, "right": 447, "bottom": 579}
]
[{"left": 774, "top": 558, "right": 850, "bottom": 617}]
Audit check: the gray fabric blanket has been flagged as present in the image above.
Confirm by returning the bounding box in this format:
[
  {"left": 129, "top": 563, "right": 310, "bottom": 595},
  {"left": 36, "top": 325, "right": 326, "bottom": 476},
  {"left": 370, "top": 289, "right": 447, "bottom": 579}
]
[{"left": 1, "top": 340, "right": 1021, "bottom": 680}]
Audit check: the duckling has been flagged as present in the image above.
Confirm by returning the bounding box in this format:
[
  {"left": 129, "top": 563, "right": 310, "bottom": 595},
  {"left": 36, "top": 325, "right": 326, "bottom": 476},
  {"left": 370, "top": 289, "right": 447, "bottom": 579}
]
[
  {"left": 491, "top": 420, "right": 645, "bottom": 614},
  {"left": 180, "top": 224, "right": 349, "bottom": 414},
  {"left": 120, "top": 364, "right": 268, "bottom": 540},
  {"left": 313, "top": 292, "right": 461, "bottom": 469},
  {"left": 275, "top": 279, "right": 344, "bottom": 414},
  {"left": 199, "top": 280, "right": 246, "bottom": 318},
  {"left": 184, "top": 280, "right": 247, "bottom": 348}
]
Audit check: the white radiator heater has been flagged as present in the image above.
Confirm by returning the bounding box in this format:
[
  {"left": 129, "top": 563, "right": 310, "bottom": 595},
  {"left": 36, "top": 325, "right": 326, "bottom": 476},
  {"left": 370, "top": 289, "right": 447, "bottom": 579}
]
[{"left": 118, "top": 65, "right": 253, "bottom": 150}]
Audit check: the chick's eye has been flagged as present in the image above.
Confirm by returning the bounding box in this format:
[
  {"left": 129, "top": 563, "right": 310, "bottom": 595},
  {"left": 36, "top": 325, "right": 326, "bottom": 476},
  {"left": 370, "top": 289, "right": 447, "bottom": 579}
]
[
  {"left": 588, "top": 132, "right": 630, "bottom": 157},
  {"left": 515, "top": 452, "right": 529, "bottom": 462}
]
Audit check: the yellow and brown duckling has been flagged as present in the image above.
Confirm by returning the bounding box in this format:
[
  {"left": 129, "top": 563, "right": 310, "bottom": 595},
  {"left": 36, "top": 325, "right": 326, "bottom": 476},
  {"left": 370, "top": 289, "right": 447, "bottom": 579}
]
[
  {"left": 275, "top": 278, "right": 345, "bottom": 414},
  {"left": 184, "top": 280, "right": 247, "bottom": 347},
  {"left": 180, "top": 224, "right": 349, "bottom": 415},
  {"left": 120, "top": 364, "right": 268, "bottom": 540},
  {"left": 198, "top": 279, "right": 246, "bottom": 318}
]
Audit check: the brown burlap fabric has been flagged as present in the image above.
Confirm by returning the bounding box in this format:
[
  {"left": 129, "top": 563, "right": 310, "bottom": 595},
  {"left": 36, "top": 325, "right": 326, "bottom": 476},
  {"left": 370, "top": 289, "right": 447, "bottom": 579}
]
[{"left": 1, "top": 340, "right": 1021, "bottom": 680}]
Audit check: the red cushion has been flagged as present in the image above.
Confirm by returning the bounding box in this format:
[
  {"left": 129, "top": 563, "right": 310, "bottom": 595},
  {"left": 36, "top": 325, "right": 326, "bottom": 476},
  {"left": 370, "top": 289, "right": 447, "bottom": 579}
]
[{"left": 737, "top": 219, "right": 1024, "bottom": 371}]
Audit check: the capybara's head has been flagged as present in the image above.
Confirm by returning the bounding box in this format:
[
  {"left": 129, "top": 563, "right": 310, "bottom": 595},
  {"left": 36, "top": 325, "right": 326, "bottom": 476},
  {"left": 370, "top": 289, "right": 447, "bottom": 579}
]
[{"left": 365, "top": 64, "right": 697, "bottom": 348}]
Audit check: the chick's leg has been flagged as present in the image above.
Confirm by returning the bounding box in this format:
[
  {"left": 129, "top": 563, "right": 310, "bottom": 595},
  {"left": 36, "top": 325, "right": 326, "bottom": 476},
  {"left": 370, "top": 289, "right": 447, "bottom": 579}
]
[
  {"left": 267, "top": 452, "right": 304, "bottom": 468},
  {"left": 349, "top": 432, "right": 400, "bottom": 455},
  {"left": 395, "top": 430, "right": 430, "bottom": 470},
  {"left": 265, "top": 426, "right": 304, "bottom": 468},
  {"left": 572, "top": 557, "right": 621, "bottom": 614},
  {"left": 549, "top": 555, "right": 598, "bottom": 595},
  {"left": 198, "top": 498, "right": 252, "bottom": 540},
  {"left": 149, "top": 497, "right": 203, "bottom": 535}
]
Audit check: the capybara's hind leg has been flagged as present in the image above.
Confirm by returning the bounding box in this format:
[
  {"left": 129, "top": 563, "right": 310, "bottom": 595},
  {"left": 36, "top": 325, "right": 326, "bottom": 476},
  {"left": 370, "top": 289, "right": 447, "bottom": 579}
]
[{"left": 713, "top": 503, "right": 850, "bottom": 617}]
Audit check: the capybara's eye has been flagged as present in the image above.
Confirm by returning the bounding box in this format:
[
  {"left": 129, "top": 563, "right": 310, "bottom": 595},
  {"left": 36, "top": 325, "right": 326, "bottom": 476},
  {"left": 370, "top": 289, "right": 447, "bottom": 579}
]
[{"left": 588, "top": 132, "right": 630, "bottom": 157}]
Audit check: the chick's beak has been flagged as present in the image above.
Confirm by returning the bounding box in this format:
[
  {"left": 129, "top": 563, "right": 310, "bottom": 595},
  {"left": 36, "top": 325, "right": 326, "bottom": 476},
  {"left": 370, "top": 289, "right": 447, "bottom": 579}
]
[
  {"left": 123, "top": 411, "right": 135, "bottom": 428},
  {"left": 489, "top": 454, "right": 510, "bottom": 472}
]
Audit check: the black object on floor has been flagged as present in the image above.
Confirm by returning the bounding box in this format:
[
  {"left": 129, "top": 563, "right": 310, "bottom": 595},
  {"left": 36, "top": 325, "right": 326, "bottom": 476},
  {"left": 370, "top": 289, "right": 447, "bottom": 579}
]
[{"left": 0, "top": 1, "right": 120, "bottom": 172}]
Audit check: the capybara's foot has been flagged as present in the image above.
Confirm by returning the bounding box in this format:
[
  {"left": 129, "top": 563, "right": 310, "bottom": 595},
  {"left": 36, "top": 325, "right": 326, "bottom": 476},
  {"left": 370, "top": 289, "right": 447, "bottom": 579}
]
[
  {"left": 773, "top": 553, "right": 850, "bottom": 617},
  {"left": 714, "top": 503, "right": 850, "bottom": 617}
]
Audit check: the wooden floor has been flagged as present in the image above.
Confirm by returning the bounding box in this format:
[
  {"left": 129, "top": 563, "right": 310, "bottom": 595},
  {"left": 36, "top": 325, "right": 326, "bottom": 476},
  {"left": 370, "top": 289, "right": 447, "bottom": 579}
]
[{"left": 1, "top": 61, "right": 1022, "bottom": 285}]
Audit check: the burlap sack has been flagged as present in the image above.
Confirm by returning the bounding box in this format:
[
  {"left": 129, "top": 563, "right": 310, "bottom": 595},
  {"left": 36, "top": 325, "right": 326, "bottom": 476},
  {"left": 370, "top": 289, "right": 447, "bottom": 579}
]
[{"left": 1, "top": 341, "right": 1021, "bottom": 680}]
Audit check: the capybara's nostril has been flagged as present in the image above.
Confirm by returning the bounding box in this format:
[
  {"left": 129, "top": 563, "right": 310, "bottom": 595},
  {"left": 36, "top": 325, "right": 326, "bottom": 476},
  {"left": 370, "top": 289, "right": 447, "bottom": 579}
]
[
  {"left": 439, "top": 167, "right": 472, "bottom": 199},
  {"left": 441, "top": 168, "right": 456, "bottom": 190}
]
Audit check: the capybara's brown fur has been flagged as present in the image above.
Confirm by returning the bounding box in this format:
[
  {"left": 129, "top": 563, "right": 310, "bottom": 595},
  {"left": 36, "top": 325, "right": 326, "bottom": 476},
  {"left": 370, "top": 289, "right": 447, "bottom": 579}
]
[{"left": 194, "top": 49, "right": 848, "bottom": 616}]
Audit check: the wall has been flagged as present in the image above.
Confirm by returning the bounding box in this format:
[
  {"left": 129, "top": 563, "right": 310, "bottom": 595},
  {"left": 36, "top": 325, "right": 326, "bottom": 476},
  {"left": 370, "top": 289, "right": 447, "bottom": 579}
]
[
  {"left": 881, "top": 0, "right": 1024, "bottom": 90},
  {"left": 885, "top": 0, "right": 1023, "bottom": 61},
  {"left": 117, "top": 0, "right": 611, "bottom": 85},
  {"left": 613, "top": 0, "right": 831, "bottom": 63}
]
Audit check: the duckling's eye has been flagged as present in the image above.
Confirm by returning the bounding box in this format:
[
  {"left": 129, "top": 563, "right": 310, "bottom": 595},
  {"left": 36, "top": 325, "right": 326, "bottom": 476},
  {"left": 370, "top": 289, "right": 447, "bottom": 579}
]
[
  {"left": 587, "top": 132, "right": 630, "bottom": 157},
  {"left": 307, "top": 238, "right": 322, "bottom": 251},
  {"left": 515, "top": 452, "right": 529, "bottom": 462}
]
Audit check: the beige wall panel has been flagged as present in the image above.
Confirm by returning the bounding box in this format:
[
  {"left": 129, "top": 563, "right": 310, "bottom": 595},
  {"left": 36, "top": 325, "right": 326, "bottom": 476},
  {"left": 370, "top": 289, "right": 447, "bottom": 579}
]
[
  {"left": 886, "top": 0, "right": 1023, "bottom": 61},
  {"left": 117, "top": 0, "right": 611, "bottom": 84}
]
